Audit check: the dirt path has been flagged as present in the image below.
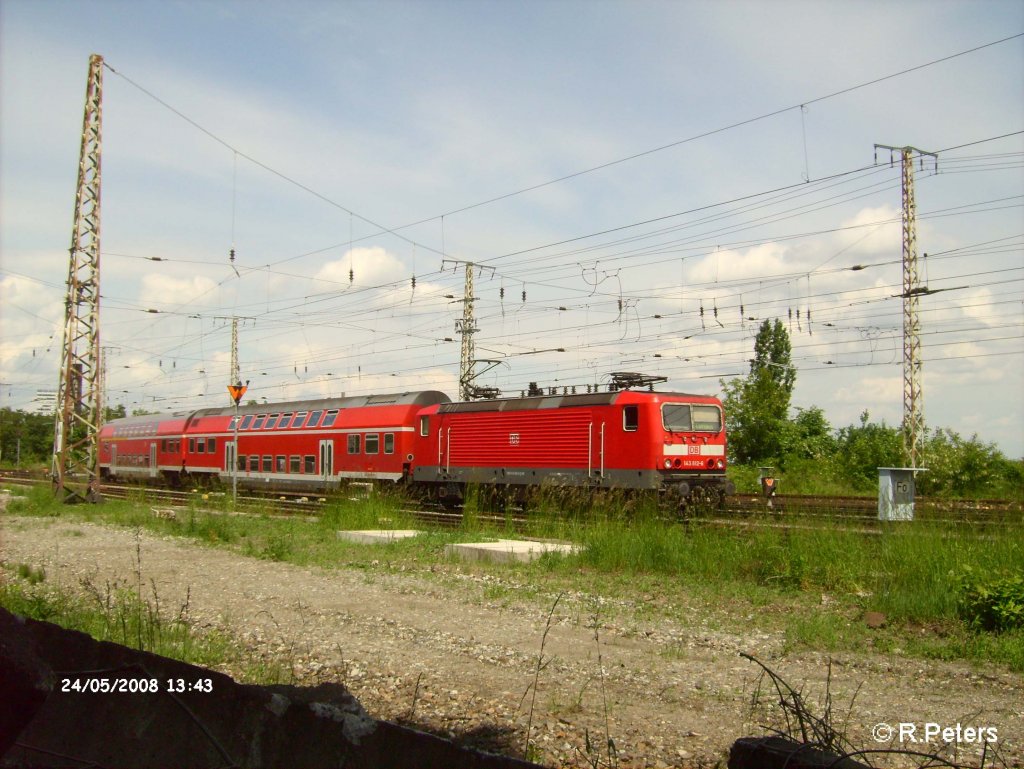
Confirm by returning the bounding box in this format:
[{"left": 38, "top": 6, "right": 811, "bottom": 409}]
[{"left": 2, "top": 513, "right": 1021, "bottom": 768}]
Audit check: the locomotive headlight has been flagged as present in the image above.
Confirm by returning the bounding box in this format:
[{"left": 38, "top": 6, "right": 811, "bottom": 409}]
[
  {"left": 664, "top": 459, "right": 672, "bottom": 469},
  {"left": 716, "top": 459, "right": 724, "bottom": 469}
]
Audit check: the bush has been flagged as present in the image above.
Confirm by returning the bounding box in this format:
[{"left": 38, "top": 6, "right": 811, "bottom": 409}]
[{"left": 955, "top": 568, "right": 1024, "bottom": 632}]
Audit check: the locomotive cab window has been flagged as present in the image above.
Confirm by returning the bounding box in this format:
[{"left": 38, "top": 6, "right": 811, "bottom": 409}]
[
  {"left": 692, "top": 405, "right": 723, "bottom": 432},
  {"left": 322, "top": 410, "right": 339, "bottom": 427},
  {"left": 662, "top": 404, "right": 692, "bottom": 432},
  {"left": 419, "top": 416, "right": 429, "bottom": 436},
  {"left": 623, "top": 405, "right": 639, "bottom": 432}
]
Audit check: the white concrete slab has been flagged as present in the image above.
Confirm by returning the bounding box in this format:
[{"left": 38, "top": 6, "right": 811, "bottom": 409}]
[
  {"left": 336, "top": 529, "right": 423, "bottom": 544},
  {"left": 445, "top": 539, "right": 577, "bottom": 564}
]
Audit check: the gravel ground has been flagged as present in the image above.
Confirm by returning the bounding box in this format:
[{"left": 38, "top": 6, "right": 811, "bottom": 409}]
[{"left": 1, "top": 508, "right": 1021, "bottom": 768}]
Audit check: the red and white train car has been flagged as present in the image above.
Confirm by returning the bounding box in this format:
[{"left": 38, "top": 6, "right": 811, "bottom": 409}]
[
  {"left": 411, "top": 389, "right": 733, "bottom": 507},
  {"left": 100, "top": 391, "right": 451, "bottom": 491},
  {"left": 99, "top": 387, "right": 731, "bottom": 508}
]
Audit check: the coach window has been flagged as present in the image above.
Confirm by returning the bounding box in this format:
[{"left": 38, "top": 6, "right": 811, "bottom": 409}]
[
  {"left": 240, "top": 415, "right": 254, "bottom": 430},
  {"left": 278, "top": 413, "right": 293, "bottom": 429},
  {"left": 262, "top": 455, "right": 273, "bottom": 472},
  {"left": 419, "top": 416, "right": 429, "bottom": 436},
  {"left": 322, "top": 410, "right": 339, "bottom": 427},
  {"left": 623, "top": 405, "right": 639, "bottom": 432},
  {"left": 290, "top": 455, "right": 301, "bottom": 473},
  {"left": 292, "top": 412, "right": 307, "bottom": 428},
  {"left": 197, "top": 440, "right": 205, "bottom": 454},
  {"left": 265, "top": 414, "right": 279, "bottom": 429},
  {"left": 207, "top": 438, "right": 216, "bottom": 453},
  {"left": 253, "top": 415, "right": 267, "bottom": 429},
  {"left": 276, "top": 455, "right": 286, "bottom": 473},
  {"left": 304, "top": 455, "right": 316, "bottom": 474},
  {"left": 188, "top": 438, "right": 196, "bottom": 453},
  {"left": 228, "top": 416, "right": 239, "bottom": 430},
  {"left": 365, "top": 433, "right": 380, "bottom": 455},
  {"left": 237, "top": 455, "right": 246, "bottom": 471},
  {"left": 307, "top": 410, "right": 324, "bottom": 428},
  {"left": 249, "top": 456, "right": 260, "bottom": 472},
  {"left": 347, "top": 434, "right": 361, "bottom": 454},
  {"left": 384, "top": 433, "right": 395, "bottom": 454}
]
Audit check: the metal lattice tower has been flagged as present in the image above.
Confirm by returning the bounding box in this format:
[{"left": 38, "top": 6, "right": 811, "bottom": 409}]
[
  {"left": 875, "top": 144, "right": 937, "bottom": 468},
  {"left": 53, "top": 54, "right": 104, "bottom": 502},
  {"left": 455, "top": 261, "right": 478, "bottom": 401},
  {"left": 445, "top": 259, "right": 495, "bottom": 400}
]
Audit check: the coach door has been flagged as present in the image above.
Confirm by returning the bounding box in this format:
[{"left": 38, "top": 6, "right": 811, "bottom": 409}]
[
  {"left": 224, "top": 441, "right": 235, "bottom": 476},
  {"left": 319, "top": 440, "right": 334, "bottom": 484},
  {"left": 149, "top": 443, "right": 158, "bottom": 478},
  {"left": 111, "top": 445, "right": 118, "bottom": 473}
]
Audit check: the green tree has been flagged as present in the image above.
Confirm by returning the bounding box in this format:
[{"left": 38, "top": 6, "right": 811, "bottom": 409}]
[
  {"left": 751, "top": 318, "right": 795, "bottom": 395},
  {"left": 721, "top": 319, "right": 795, "bottom": 464},
  {"left": 0, "top": 408, "right": 54, "bottom": 465},
  {"left": 104, "top": 404, "right": 127, "bottom": 421},
  {"left": 835, "top": 410, "right": 903, "bottom": 491},
  {"left": 919, "top": 429, "right": 1022, "bottom": 498},
  {"left": 786, "top": 406, "right": 836, "bottom": 460}
]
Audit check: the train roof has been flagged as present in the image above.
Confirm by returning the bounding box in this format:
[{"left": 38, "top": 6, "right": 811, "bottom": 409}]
[
  {"left": 190, "top": 390, "right": 451, "bottom": 419},
  {"left": 439, "top": 390, "right": 716, "bottom": 414}
]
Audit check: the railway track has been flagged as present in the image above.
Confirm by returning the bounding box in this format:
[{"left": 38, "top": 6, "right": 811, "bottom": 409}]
[{"left": 3, "top": 471, "right": 1020, "bottom": 528}]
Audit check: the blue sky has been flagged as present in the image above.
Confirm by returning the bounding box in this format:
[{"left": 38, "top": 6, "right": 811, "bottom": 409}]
[{"left": 2, "top": 0, "right": 1022, "bottom": 457}]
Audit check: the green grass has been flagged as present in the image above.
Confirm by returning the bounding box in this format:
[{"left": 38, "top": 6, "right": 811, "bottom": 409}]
[
  {"left": 0, "top": 563, "right": 289, "bottom": 682},
  {"left": 4, "top": 482, "right": 1022, "bottom": 671}
]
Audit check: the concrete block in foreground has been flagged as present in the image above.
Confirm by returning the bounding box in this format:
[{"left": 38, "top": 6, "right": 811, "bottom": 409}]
[
  {"left": 445, "top": 539, "right": 576, "bottom": 564},
  {"left": 336, "top": 529, "right": 423, "bottom": 544}
]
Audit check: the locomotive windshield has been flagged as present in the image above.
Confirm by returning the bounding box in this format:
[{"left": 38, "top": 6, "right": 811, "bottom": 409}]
[{"left": 662, "top": 403, "right": 722, "bottom": 433}]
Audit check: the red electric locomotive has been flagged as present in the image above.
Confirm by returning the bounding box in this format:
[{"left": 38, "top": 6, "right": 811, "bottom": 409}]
[{"left": 410, "top": 389, "right": 733, "bottom": 509}]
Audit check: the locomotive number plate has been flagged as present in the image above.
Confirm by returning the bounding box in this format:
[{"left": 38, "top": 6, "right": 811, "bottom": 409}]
[{"left": 509, "top": 433, "right": 520, "bottom": 445}]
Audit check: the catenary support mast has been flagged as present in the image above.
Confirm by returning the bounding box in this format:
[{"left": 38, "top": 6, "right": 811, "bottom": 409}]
[
  {"left": 874, "top": 143, "right": 937, "bottom": 469},
  {"left": 53, "top": 54, "right": 105, "bottom": 503}
]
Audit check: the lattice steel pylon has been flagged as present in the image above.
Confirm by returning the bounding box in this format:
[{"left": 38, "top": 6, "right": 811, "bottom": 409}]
[
  {"left": 53, "top": 54, "right": 104, "bottom": 503},
  {"left": 444, "top": 259, "right": 495, "bottom": 400},
  {"left": 875, "top": 144, "right": 937, "bottom": 469}
]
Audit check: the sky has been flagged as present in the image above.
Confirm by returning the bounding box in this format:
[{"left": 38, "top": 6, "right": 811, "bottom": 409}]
[{"left": 1, "top": 0, "right": 1022, "bottom": 458}]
